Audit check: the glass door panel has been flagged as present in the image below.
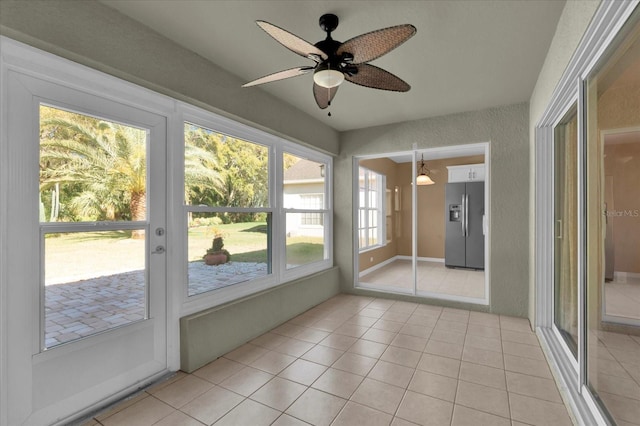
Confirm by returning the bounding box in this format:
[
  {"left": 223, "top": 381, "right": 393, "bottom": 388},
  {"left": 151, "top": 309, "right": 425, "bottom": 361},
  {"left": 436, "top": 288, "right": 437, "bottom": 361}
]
[
  {"left": 553, "top": 104, "right": 579, "bottom": 358},
  {"left": 586, "top": 9, "right": 640, "bottom": 424}
]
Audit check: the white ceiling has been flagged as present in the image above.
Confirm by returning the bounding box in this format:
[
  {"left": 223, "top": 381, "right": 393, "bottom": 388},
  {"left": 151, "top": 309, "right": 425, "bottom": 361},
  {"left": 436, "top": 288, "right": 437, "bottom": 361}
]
[{"left": 101, "top": 0, "right": 565, "bottom": 132}]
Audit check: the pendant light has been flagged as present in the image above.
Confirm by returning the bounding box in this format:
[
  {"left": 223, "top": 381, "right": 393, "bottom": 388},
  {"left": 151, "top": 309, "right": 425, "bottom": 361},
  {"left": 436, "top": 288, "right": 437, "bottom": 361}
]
[{"left": 416, "top": 154, "right": 435, "bottom": 185}]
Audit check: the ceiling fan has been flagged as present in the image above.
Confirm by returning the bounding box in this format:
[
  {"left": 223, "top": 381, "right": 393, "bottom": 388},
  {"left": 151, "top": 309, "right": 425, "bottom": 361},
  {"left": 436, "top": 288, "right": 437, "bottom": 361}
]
[{"left": 242, "top": 14, "right": 416, "bottom": 112}]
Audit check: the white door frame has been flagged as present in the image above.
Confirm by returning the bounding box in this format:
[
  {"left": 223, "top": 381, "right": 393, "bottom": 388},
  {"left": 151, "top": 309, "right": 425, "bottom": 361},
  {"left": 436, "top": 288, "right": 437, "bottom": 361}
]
[{"left": 0, "top": 37, "right": 178, "bottom": 425}]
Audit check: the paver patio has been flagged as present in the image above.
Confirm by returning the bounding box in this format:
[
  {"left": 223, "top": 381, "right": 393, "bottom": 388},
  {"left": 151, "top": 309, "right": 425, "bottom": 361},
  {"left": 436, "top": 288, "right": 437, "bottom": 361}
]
[{"left": 45, "top": 261, "right": 267, "bottom": 347}]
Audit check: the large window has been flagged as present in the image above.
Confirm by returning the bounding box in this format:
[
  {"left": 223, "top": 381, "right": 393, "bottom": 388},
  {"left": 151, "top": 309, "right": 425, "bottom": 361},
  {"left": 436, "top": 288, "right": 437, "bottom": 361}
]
[
  {"left": 183, "top": 119, "right": 332, "bottom": 299},
  {"left": 358, "top": 167, "right": 386, "bottom": 251}
]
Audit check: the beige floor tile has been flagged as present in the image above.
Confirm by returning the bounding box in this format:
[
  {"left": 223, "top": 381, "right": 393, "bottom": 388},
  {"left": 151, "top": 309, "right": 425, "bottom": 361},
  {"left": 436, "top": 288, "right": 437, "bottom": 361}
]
[
  {"left": 218, "top": 366, "right": 273, "bottom": 396},
  {"left": 505, "top": 371, "right": 562, "bottom": 403},
  {"left": 430, "top": 329, "right": 466, "bottom": 345},
  {"left": 381, "top": 345, "right": 422, "bottom": 368},
  {"left": 415, "top": 304, "right": 443, "bottom": 317},
  {"left": 468, "top": 312, "right": 500, "bottom": 329},
  {"left": 362, "top": 328, "right": 397, "bottom": 344},
  {"left": 181, "top": 385, "right": 243, "bottom": 425},
  {"left": 271, "top": 414, "right": 311, "bottom": 426},
  {"left": 250, "top": 350, "right": 297, "bottom": 374},
  {"left": 351, "top": 377, "right": 406, "bottom": 415},
  {"left": 153, "top": 410, "right": 204, "bottom": 426},
  {"left": 332, "top": 352, "right": 378, "bottom": 376},
  {"left": 406, "top": 314, "right": 438, "bottom": 328},
  {"left": 408, "top": 370, "right": 457, "bottom": 402},
  {"left": 466, "top": 324, "right": 501, "bottom": 339},
  {"left": 396, "top": 390, "right": 453, "bottom": 426},
  {"left": 150, "top": 375, "right": 213, "bottom": 409},
  {"left": 509, "top": 393, "right": 572, "bottom": 425},
  {"left": 597, "top": 373, "right": 640, "bottom": 400},
  {"left": 424, "top": 339, "right": 463, "bottom": 360},
  {"left": 433, "top": 320, "right": 468, "bottom": 335},
  {"left": 79, "top": 419, "right": 99, "bottom": 426},
  {"left": 223, "top": 343, "right": 270, "bottom": 365},
  {"left": 214, "top": 398, "right": 280, "bottom": 426},
  {"left": 346, "top": 315, "right": 379, "bottom": 328},
  {"left": 331, "top": 401, "right": 393, "bottom": 426},
  {"left": 318, "top": 333, "right": 358, "bottom": 351},
  {"left": 285, "top": 388, "right": 346, "bottom": 426},
  {"left": 455, "top": 380, "right": 510, "bottom": 418},
  {"left": 400, "top": 323, "right": 433, "bottom": 339},
  {"left": 368, "top": 360, "right": 415, "bottom": 388},
  {"left": 334, "top": 323, "right": 369, "bottom": 338},
  {"left": 144, "top": 372, "right": 188, "bottom": 394},
  {"left": 273, "top": 323, "right": 306, "bottom": 338},
  {"left": 461, "top": 345, "right": 504, "bottom": 369},
  {"left": 295, "top": 328, "right": 331, "bottom": 344},
  {"left": 311, "top": 367, "right": 364, "bottom": 399},
  {"left": 501, "top": 330, "right": 539, "bottom": 347},
  {"left": 451, "top": 404, "right": 510, "bottom": 426},
  {"left": 459, "top": 361, "right": 506, "bottom": 390},
  {"left": 391, "top": 334, "right": 428, "bottom": 352},
  {"left": 504, "top": 354, "right": 552, "bottom": 379},
  {"left": 360, "top": 308, "right": 386, "bottom": 319},
  {"left": 382, "top": 312, "right": 411, "bottom": 323},
  {"left": 391, "top": 417, "right": 420, "bottom": 426},
  {"left": 348, "top": 339, "right": 389, "bottom": 358},
  {"left": 278, "top": 359, "right": 327, "bottom": 386},
  {"left": 374, "top": 319, "right": 407, "bottom": 333},
  {"left": 501, "top": 340, "right": 545, "bottom": 360},
  {"left": 464, "top": 334, "right": 502, "bottom": 353},
  {"left": 311, "top": 319, "right": 344, "bottom": 332},
  {"left": 416, "top": 353, "right": 461, "bottom": 378},
  {"left": 499, "top": 316, "right": 533, "bottom": 333},
  {"left": 599, "top": 391, "right": 640, "bottom": 424},
  {"left": 273, "top": 338, "right": 315, "bottom": 357},
  {"left": 101, "top": 395, "right": 175, "bottom": 426},
  {"left": 250, "top": 377, "right": 306, "bottom": 411},
  {"left": 440, "top": 311, "right": 470, "bottom": 324},
  {"left": 192, "top": 357, "right": 245, "bottom": 384},
  {"left": 96, "top": 392, "right": 150, "bottom": 421},
  {"left": 301, "top": 344, "right": 344, "bottom": 366},
  {"left": 251, "top": 332, "right": 291, "bottom": 350}
]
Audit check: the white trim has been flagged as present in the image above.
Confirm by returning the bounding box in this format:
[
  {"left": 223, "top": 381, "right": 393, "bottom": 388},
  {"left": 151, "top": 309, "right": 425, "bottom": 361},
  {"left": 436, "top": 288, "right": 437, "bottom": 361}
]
[
  {"left": 359, "top": 256, "right": 399, "bottom": 278},
  {"left": 613, "top": 271, "right": 640, "bottom": 280}
]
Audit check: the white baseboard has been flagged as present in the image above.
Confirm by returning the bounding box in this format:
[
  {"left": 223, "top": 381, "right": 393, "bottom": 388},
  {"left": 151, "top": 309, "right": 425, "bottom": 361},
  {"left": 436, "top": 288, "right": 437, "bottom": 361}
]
[
  {"left": 395, "top": 255, "right": 445, "bottom": 263},
  {"left": 613, "top": 271, "right": 640, "bottom": 281}
]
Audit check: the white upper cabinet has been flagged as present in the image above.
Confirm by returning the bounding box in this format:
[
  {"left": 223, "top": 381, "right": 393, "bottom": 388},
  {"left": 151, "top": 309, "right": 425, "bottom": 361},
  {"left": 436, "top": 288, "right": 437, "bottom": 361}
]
[{"left": 447, "top": 163, "right": 485, "bottom": 182}]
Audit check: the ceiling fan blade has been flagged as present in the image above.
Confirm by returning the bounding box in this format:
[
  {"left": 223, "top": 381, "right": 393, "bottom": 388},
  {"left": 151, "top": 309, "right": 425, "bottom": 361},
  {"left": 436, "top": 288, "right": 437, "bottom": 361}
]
[
  {"left": 345, "top": 64, "right": 411, "bottom": 92},
  {"left": 257, "top": 21, "right": 328, "bottom": 62},
  {"left": 242, "top": 66, "right": 314, "bottom": 87},
  {"left": 337, "top": 24, "right": 416, "bottom": 64},
  {"left": 313, "top": 83, "right": 339, "bottom": 109}
]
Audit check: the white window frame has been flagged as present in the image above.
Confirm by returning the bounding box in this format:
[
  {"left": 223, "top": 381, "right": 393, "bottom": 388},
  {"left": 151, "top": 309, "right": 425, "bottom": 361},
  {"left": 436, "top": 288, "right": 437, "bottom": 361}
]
[
  {"left": 178, "top": 105, "right": 333, "bottom": 315},
  {"left": 299, "top": 194, "right": 324, "bottom": 227},
  {"left": 358, "top": 167, "right": 386, "bottom": 252}
]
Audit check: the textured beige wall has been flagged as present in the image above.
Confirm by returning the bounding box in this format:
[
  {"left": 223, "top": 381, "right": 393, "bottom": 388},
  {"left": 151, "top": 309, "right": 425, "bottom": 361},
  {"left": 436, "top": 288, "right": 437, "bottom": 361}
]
[
  {"left": 604, "top": 140, "right": 640, "bottom": 273},
  {"left": 528, "top": 0, "right": 601, "bottom": 323},
  {"left": 0, "top": 0, "right": 339, "bottom": 155},
  {"left": 337, "top": 103, "right": 530, "bottom": 316}
]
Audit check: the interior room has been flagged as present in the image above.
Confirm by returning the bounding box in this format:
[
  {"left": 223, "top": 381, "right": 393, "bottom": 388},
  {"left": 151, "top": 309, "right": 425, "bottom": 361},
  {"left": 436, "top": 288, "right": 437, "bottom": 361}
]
[{"left": 0, "top": 1, "right": 638, "bottom": 426}]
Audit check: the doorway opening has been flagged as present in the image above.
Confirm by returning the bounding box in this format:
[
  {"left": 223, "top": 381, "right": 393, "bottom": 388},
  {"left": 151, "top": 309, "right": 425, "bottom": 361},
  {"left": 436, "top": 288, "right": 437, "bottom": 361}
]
[{"left": 354, "top": 143, "right": 489, "bottom": 304}]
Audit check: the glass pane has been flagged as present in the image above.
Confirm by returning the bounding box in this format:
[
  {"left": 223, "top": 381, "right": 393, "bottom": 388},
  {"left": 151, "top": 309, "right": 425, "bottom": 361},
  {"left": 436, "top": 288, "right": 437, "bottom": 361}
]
[
  {"left": 40, "top": 105, "right": 147, "bottom": 222},
  {"left": 184, "top": 122, "right": 269, "bottom": 208},
  {"left": 286, "top": 213, "right": 326, "bottom": 269},
  {"left": 553, "top": 104, "right": 579, "bottom": 357},
  {"left": 283, "top": 153, "right": 326, "bottom": 209},
  {"left": 44, "top": 230, "right": 146, "bottom": 348},
  {"left": 586, "top": 9, "right": 640, "bottom": 425},
  {"left": 188, "top": 212, "right": 271, "bottom": 296}
]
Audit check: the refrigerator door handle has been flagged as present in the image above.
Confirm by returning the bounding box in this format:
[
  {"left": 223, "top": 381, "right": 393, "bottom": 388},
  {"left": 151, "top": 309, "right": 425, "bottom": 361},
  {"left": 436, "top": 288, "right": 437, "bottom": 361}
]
[
  {"left": 461, "top": 195, "right": 465, "bottom": 236},
  {"left": 464, "top": 194, "right": 469, "bottom": 237}
]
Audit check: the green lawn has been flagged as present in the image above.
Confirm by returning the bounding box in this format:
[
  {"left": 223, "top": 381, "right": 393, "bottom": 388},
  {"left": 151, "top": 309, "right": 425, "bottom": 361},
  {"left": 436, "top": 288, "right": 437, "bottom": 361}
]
[{"left": 44, "top": 222, "right": 325, "bottom": 279}]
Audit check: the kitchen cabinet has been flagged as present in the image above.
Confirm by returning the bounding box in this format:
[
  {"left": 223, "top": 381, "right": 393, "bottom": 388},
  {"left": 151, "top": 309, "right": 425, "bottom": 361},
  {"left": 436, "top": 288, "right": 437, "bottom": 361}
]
[{"left": 447, "top": 163, "right": 485, "bottom": 182}]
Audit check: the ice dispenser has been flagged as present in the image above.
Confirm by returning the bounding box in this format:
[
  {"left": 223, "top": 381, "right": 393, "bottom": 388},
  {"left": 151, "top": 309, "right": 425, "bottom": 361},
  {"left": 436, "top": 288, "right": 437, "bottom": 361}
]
[{"left": 449, "top": 204, "right": 461, "bottom": 222}]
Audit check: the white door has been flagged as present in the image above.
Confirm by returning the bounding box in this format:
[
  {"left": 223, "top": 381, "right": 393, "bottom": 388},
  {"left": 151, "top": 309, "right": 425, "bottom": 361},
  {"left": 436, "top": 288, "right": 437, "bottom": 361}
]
[{"left": 3, "top": 68, "right": 168, "bottom": 424}]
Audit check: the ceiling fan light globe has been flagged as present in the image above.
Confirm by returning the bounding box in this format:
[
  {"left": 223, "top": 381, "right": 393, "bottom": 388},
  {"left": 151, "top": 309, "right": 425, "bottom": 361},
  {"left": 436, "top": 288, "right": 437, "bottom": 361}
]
[
  {"left": 417, "top": 173, "right": 435, "bottom": 185},
  {"left": 314, "top": 69, "right": 344, "bottom": 88}
]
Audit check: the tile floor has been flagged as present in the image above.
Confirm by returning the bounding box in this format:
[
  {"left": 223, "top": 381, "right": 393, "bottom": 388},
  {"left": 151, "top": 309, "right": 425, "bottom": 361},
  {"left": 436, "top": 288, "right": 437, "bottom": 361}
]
[
  {"left": 360, "top": 260, "right": 485, "bottom": 299},
  {"left": 82, "top": 294, "right": 573, "bottom": 426},
  {"left": 604, "top": 274, "right": 640, "bottom": 320}
]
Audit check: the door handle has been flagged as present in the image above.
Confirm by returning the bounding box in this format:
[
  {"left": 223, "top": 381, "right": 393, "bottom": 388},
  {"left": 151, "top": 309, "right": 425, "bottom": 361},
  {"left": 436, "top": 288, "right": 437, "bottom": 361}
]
[
  {"left": 461, "top": 194, "right": 466, "bottom": 236},
  {"left": 464, "top": 194, "right": 469, "bottom": 237},
  {"left": 151, "top": 245, "right": 165, "bottom": 254}
]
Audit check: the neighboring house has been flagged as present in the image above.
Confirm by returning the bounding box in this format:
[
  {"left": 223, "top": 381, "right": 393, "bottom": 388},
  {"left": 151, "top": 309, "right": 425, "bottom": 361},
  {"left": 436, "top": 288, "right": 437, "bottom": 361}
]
[{"left": 283, "top": 158, "right": 325, "bottom": 238}]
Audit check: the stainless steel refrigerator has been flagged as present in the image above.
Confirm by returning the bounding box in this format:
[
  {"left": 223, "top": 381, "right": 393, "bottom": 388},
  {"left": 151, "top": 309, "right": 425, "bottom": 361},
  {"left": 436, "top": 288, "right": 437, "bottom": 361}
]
[{"left": 445, "top": 181, "right": 485, "bottom": 269}]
